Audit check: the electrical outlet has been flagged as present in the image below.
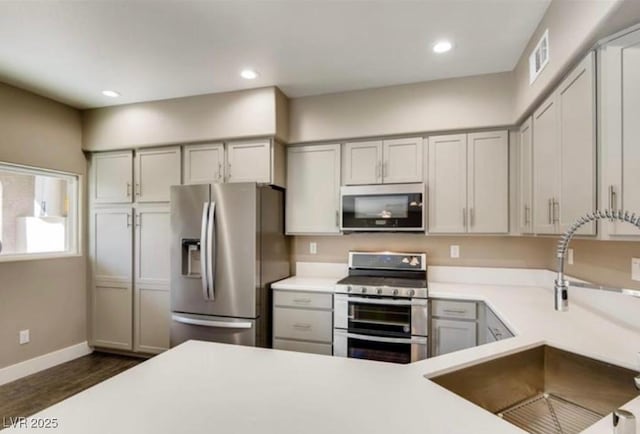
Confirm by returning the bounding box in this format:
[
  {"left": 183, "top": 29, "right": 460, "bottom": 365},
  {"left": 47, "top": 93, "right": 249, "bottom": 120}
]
[
  {"left": 309, "top": 242, "right": 317, "bottom": 255},
  {"left": 19, "top": 329, "right": 30, "bottom": 345},
  {"left": 632, "top": 258, "right": 640, "bottom": 282},
  {"left": 450, "top": 245, "right": 460, "bottom": 259},
  {"left": 568, "top": 249, "right": 574, "bottom": 265}
]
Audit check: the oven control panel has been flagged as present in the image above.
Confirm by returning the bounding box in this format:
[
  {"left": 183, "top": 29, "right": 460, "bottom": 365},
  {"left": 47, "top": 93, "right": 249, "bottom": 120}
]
[{"left": 335, "top": 284, "right": 427, "bottom": 299}]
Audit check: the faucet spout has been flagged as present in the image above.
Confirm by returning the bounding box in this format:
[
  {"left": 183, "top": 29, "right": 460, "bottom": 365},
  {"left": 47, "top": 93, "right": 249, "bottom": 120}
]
[{"left": 554, "top": 210, "right": 640, "bottom": 311}]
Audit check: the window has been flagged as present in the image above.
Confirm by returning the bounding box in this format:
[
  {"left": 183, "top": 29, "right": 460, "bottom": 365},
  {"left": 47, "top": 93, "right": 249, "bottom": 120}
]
[{"left": 0, "top": 162, "right": 80, "bottom": 260}]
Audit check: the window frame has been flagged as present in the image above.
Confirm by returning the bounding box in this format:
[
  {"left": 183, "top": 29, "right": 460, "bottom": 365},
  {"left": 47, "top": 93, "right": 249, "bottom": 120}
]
[{"left": 0, "top": 161, "right": 82, "bottom": 263}]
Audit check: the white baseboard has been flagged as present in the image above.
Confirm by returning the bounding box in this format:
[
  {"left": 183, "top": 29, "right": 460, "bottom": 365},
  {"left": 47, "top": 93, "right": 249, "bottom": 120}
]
[{"left": 0, "top": 341, "right": 93, "bottom": 386}]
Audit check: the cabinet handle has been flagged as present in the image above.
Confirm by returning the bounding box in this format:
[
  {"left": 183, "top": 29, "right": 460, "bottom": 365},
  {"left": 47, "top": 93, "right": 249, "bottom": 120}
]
[
  {"left": 135, "top": 213, "right": 140, "bottom": 227},
  {"left": 227, "top": 163, "right": 231, "bottom": 180},
  {"left": 469, "top": 208, "right": 475, "bottom": 227},
  {"left": 336, "top": 210, "right": 339, "bottom": 228},
  {"left": 553, "top": 199, "right": 560, "bottom": 224},
  {"left": 126, "top": 182, "right": 131, "bottom": 197},
  {"left": 383, "top": 161, "right": 388, "bottom": 177},
  {"left": 443, "top": 309, "right": 467, "bottom": 315},
  {"left": 548, "top": 199, "right": 553, "bottom": 224},
  {"left": 218, "top": 162, "right": 223, "bottom": 182},
  {"left": 292, "top": 323, "right": 312, "bottom": 331},
  {"left": 524, "top": 205, "right": 530, "bottom": 226},
  {"left": 126, "top": 213, "right": 132, "bottom": 227},
  {"left": 293, "top": 298, "right": 312, "bottom": 304},
  {"left": 609, "top": 185, "right": 617, "bottom": 222},
  {"left": 135, "top": 183, "right": 141, "bottom": 197},
  {"left": 462, "top": 207, "right": 467, "bottom": 228}
]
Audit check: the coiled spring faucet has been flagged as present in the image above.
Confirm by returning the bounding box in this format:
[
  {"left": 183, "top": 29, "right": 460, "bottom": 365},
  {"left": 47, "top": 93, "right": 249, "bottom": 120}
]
[{"left": 554, "top": 210, "right": 640, "bottom": 311}]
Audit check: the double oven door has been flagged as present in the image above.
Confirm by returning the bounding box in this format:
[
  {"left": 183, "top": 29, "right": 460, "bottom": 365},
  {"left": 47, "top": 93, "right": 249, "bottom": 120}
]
[{"left": 334, "top": 293, "right": 428, "bottom": 364}]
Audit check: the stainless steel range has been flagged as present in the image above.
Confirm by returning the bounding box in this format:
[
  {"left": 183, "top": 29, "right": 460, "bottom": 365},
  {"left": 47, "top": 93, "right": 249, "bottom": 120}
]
[{"left": 333, "top": 251, "right": 428, "bottom": 364}]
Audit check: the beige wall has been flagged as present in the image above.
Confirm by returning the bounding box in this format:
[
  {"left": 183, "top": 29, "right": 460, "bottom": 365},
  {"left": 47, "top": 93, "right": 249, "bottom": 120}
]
[
  {"left": 288, "top": 72, "right": 514, "bottom": 144},
  {"left": 291, "top": 235, "right": 640, "bottom": 291},
  {"left": 292, "top": 235, "right": 551, "bottom": 270},
  {"left": 512, "top": 0, "right": 620, "bottom": 121},
  {"left": 0, "top": 81, "right": 85, "bottom": 369},
  {"left": 82, "top": 86, "right": 284, "bottom": 151}
]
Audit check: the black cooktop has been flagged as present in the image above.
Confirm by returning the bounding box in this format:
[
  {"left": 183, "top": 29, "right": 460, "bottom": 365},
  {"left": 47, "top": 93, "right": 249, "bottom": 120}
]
[{"left": 337, "top": 275, "right": 427, "bottom": 289}]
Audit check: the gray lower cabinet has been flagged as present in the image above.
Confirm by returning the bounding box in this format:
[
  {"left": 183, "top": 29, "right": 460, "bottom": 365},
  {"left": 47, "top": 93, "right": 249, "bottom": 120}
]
[
  {"left": 431, "top": 300, "right": 478, "bottom": 357},
  {"left": 272, "top": 289, "right": 333, "bottom": 355},
  {"left": 431, "top": 298, "right": 513, "bottom": 357}
]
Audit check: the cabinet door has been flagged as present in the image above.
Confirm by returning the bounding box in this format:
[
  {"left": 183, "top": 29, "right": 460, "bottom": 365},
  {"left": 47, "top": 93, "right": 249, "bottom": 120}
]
[
  {"left": 93, "top": 281, "right": 133, "bottom": 350},
  {"left": 134, "top": 206, "right": 171, "bottom": 286},
  {"left": 427, "top": 134, "right": 467, "bottom": 233},
  {"left": 467, "top": 131, "right": 509, "bottom": 233},
  {"left": 532, "top": 95, "right": 560, "bottom": 234},
  {"left": 90, "top": 207, "right": 133, "bottom": 282},
  {"left": 518, "top": 118, "right": 534, "bottom": 234},
  {"left": 90, "top": 207, "right": 133, "bottom": 350},
  {"left": 134, "top": 285, "right": 170, "bottom": 354},
  {"left": 382, "top": 137, "right": 423, "bottom": 184},
  {"left": 286, "top": 144, "right": 341, "bottom": 234},
  {"left": 557, "top": 52, "right": 596, "bottom": 235},
  {"left": 183, "top": 143, "right": 224, "bottom": 185},
  {"left": 91, "top": 151, "right": 133, "bottom": 204},
  {"left": 343, "top": 141, "right": 382, "bottom": 185},
  {"left": 601, "top": 32, "right": 640, "bottom": 236},
  {"left": 226, "top": 140, "right": 271, "bottom": 183},
  {"left": 432, "top": 318, "right": 477, "bottom": 357},
  {"left": 134, "top": 147, "right": 181, "bottom": 203}
]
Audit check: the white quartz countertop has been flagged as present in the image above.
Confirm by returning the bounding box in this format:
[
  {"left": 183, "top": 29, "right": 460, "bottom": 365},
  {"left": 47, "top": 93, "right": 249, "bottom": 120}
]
[
  {"left": 271, "top": 275, "right": 339, "bottom": 292},
  {"left": 9, "top": 268, "right": 640, "bottom": 434}
]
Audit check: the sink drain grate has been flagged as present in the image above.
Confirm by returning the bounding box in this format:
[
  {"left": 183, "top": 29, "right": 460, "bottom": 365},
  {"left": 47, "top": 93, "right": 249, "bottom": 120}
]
[{"left": 497, "top": 393, "right": 603, "bottom": 434}]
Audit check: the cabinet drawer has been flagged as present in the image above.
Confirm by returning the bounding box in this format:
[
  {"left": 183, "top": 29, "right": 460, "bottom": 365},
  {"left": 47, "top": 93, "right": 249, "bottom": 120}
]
[
  {"left": 273, "top": 339, "right": 332, "bottom": 356},
  {"left": 273, "top": 307, "right": 332, "bottom": 342},
  {"left": 485, "top": 307, "right": 513, "bottom": 340},
  {"left": 273, "top": 290, "right": 332, "bottom": 310},
  {"left": 432, "top": 299, "right": 477, "bottom": 320}
]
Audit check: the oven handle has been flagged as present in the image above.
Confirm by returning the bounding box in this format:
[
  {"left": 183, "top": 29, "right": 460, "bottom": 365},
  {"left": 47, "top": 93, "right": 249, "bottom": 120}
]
[
  {"left": 341, "top": 332, "right": 427, "bottom": 345},
  {"left": 346, "top": 296, "right": 427, "bottom": 307}
]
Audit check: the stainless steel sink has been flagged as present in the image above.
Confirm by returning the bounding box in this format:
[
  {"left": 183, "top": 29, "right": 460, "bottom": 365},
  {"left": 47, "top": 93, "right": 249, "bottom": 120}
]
[{"left": 430, "top": 346, "right": 639, "bottom": 434}]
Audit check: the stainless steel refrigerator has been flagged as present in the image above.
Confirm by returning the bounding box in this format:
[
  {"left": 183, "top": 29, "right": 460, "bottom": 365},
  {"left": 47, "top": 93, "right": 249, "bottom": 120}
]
[{"left": 169, "top": 183, "right": 289, "bottom": 348}]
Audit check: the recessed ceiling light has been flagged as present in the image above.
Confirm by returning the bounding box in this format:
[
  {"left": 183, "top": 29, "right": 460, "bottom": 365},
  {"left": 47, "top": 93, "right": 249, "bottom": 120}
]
[
  {"left": 101, "top": 90, "right": 121, "bottom": 98},
  {"left": 433, "top": 40, "right": 453, "bottom": 54},
  {"left": 240, "top": 69, "right": 259, "bottom": 80}
]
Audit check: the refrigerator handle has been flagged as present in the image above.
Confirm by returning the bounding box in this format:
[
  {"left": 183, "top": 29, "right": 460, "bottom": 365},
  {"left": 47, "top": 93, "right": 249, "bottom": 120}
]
[
  {"left": 206, "top": 201, "right": 216, "bottom": 300},
  {"left": 200, "top": 202, "right": 211, "bottom": 300},
  {"left": 172, "top": 314, "right": 252, "bottom": 329}
]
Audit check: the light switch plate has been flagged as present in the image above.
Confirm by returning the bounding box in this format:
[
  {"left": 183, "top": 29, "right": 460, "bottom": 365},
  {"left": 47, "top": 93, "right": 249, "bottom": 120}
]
[
  {"left": 309, "top": 242, "right": 317, "bottom": 255},
  {"left": 632, "top": 258, "right": 640, "bottom": 282},
  {"left": 450, "top": 245, "right": 460, "bottom": 259},
  {"left": 19, "top": 329, "right": 29, "bottom": 345}
]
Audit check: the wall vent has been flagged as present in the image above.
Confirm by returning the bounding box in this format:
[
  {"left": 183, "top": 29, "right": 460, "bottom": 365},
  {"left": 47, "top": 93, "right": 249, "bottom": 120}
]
[{"left": 529, "top": 29, "right": 549, "bottom": 84}]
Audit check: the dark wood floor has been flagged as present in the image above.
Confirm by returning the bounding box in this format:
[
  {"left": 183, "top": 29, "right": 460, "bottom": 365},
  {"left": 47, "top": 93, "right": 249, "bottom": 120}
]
[{"left": 0, "top": 352, "right": 143, "bottom": 427}]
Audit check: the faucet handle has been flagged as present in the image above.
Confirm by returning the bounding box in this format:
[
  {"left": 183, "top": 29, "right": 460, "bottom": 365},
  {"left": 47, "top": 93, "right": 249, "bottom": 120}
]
[{"left": 613, "top": 409, "right": 636, "bottom": 434}]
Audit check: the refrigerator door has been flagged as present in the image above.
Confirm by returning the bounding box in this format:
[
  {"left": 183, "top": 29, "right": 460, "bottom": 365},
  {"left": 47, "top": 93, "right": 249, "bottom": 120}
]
[
  {"left": 208, "top": 182, "right": 259, "bottom": 318},
  {"left": 171, "top": 184, "right": 212, "bottom": 314},
  {"left": 171, "top": 313, "right": 257, "bottom": 347}
]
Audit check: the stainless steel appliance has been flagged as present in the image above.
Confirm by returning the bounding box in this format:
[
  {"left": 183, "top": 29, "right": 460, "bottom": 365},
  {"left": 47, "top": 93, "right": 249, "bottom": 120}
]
[
  {"left": 170, "top": 183, "right": 289, "bottom": 348},
  {"left": 340, "top": 183, "right": 425, "bottom": 232},
  {"left": 334, "top": 251, "right": 428, "bottom": 364}
]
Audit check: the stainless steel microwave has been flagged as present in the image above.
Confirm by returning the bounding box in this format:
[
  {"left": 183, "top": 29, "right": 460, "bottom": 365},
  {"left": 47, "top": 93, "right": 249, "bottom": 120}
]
[{"left": 340, "top": 183, "right": 425, "bottom": 232}]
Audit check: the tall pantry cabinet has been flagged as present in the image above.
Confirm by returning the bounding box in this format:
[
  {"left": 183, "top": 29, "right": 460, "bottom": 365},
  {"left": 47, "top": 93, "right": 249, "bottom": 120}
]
[{"left": 89, "top": 147, "right": 179, "bottom": 354}]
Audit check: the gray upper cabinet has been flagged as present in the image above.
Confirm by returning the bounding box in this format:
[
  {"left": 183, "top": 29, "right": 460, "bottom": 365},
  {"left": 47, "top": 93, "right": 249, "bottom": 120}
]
[
  {"left": 600, "top": 28, "right": 640, "bottom": 238},
  {"left": 343, "top": 137, "right": 423, "bottom": 185},
  {"left": 91, "top": 151, "right": 133, "bottom": 204},
  {"left": 532, "top": 53, "right": 596, "bottom": 235},
  {"left": 428, "top": 132, "right": 508, "bottom": 234},
  {"left": 183, "top": 143, "right": 224, "bottom": 184},
  {"left": 286, "top": 144, "right": 341, "bottom": 235},
  {"left": 518, "top": 117, "right": 533, "bottom": 234},
  {"left": 134, "top": 146, "right": 181, "bottom": 203}
]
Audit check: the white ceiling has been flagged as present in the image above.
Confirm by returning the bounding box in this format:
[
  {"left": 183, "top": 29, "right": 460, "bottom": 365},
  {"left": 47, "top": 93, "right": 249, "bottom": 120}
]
[{"left": 0, "top": 0, "right": 551, "bottom": 109}]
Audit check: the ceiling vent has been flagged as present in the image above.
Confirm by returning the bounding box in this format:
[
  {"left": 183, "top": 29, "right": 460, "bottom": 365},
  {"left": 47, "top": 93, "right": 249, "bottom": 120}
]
[{"left": 529, "top": 29, "right": 549, "bottom": 84}]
